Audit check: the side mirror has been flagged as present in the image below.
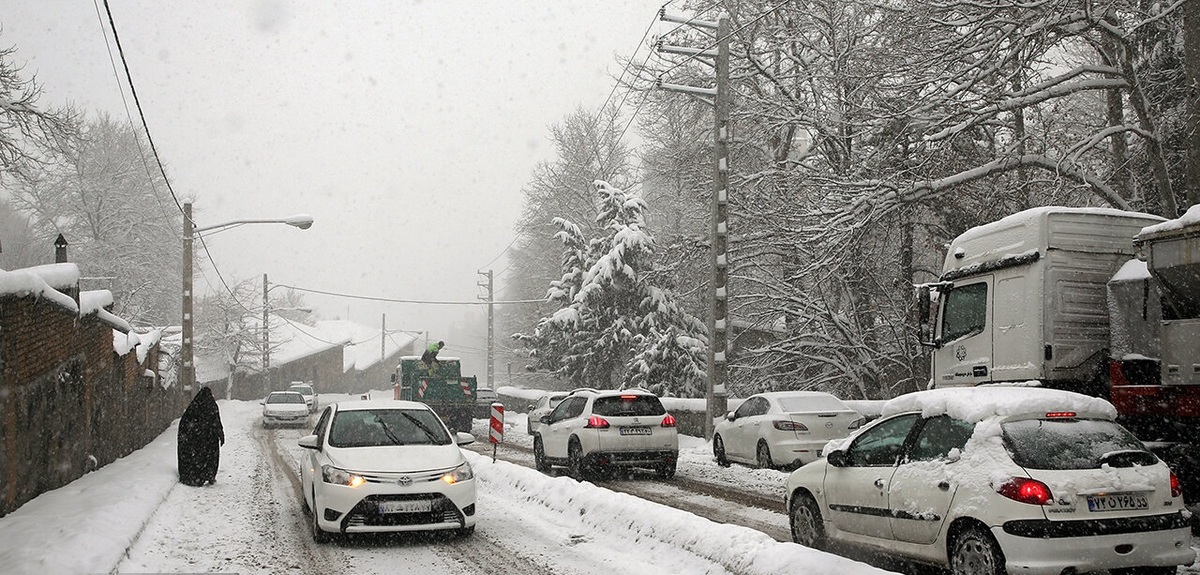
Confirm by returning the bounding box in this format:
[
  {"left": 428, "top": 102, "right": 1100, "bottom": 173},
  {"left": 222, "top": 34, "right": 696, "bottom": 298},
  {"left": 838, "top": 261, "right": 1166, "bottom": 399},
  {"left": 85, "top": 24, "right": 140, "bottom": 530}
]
[
  {"left": 390, "top": 373, "right": 397, "bottom": 383},
  {"left": 455, "top": 432, "right": 476, "bottom": 446},
  {"left": 259, "top": 401, "right": 265, "bottom": 405},
  {"left": 298, "top": 434, "right": 320, "bottom": 450},
  {"left": 917, "top": 283, "right": 946, "bottom": 348},
  {"left": 726, "top": 412, "right": 736, "bottom": 421},
  {"left": 826, "top": 450, "right": 849, "bottom": 467},
  {"left": 539, "top": 415, "right": 551, "bottom": 424},
  {"left": 527, "top": 404, "right": 535, "bottom": 412}
]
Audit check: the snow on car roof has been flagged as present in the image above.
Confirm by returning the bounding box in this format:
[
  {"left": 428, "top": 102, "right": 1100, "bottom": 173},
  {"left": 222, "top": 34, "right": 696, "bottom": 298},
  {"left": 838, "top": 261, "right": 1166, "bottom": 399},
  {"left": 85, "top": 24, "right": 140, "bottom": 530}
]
[
  {"left": 881, "top": 386, "right": 1117, "bottom": 422},
  {"left": 334, "top": 400, "right": 429, "bottom": 411}
]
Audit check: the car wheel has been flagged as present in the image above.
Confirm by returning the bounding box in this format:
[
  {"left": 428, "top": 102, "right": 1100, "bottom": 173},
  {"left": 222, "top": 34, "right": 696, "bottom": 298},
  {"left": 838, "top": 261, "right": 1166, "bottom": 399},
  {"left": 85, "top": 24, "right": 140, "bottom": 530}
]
[
  {"left": 567, "top": 439, "right": 587, "bottom": 481},
  {"left": 311, "top": 488, "right": 331, "bottom": 544},
  {"left": 757, "top": 441, "right": 776, "bottom": 470},
  {"left": 713, "top": 434, "right": 730, "bottom": 467},
  {"left": 533, "top": 436, "right": 550, "bottom": 473},
  {"left": 788, "top": 491, "right": 825, "bottom": 549},
  {"left": 950, "top": 525, "right": 1004, "bottom": 575},
  {"left": 655, "top": 459, "right": 677, "bottom": 480}
]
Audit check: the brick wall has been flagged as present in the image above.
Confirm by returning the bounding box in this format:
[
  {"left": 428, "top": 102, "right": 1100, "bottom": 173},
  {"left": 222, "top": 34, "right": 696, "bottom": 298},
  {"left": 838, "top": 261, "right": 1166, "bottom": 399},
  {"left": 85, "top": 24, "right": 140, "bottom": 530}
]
[{"left": 0, "top": 293, "right": 187, "bottom": 517}]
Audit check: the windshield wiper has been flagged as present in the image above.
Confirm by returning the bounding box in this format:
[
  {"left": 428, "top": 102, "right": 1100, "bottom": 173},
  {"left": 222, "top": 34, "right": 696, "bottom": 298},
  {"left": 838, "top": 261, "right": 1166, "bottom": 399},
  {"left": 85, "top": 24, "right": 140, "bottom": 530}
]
[
  {"left": 374, "top": 416, "right": 403, "bottom": 445},
  {"left": 401, "top": 412, "right": 441, "bottom": 443}
]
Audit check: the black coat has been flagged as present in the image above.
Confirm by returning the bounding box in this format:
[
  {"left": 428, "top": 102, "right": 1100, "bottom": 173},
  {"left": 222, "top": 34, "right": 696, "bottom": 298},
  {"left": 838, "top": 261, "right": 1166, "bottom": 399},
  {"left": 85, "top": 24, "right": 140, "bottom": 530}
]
[{"left": 178, "top": 387, "right": 224, "bottom": 486}]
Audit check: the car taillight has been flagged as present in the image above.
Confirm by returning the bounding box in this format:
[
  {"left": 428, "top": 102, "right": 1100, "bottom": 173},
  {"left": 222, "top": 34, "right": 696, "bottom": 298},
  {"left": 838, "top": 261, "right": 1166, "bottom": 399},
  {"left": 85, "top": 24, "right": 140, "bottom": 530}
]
[
  {"left": 773, "top": 420, "right": 809, "bottom": 432},
  {"left": 585, "top": 415, "right": 610, "bottom": 429},
  {"left": 995, "top": 477, "right": 1053, "bottom": 505},
  {"left": 661, "top": 414, "right": 677, "bottom": 428},
  {"left": 1171, "top": 472, "right": 1183, "bottom": 498},
  {"left": 1044, "top": 412, "right": 1076, "bottom": 418}
]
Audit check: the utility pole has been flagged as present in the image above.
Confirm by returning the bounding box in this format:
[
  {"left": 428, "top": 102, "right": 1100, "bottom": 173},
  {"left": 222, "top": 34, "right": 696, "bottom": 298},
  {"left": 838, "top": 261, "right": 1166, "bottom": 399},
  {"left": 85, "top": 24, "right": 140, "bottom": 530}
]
[
  {"left": 182, "top": 203, "right": 195, "bottom": 392},
  {"left": 263, "top": 273, "right": 270, "bottom": 396},
  {"left": 478, "top": 270, "right": 494, "bottom": 388},
  {"left": 657, "top": 10, "right": 731, "bottom": 439}
]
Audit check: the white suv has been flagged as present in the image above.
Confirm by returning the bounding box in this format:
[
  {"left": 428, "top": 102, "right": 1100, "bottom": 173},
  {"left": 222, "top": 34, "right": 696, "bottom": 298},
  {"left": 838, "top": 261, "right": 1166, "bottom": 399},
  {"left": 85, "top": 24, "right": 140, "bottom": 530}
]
[{"left": 532, "top": 388, "right": 678, "bottom": 480}]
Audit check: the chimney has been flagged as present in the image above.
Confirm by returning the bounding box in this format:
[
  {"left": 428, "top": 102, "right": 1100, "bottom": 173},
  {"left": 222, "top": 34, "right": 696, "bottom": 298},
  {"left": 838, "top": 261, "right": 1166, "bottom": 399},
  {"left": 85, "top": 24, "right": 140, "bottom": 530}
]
[{"left": 54, "top": 234, "right": 69, "bottom": 263}]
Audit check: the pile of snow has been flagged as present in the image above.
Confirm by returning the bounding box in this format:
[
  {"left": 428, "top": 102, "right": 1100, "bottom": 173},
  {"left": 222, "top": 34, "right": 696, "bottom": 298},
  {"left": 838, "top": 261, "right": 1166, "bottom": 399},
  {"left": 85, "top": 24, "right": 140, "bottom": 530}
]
[{"left": 881, "top": 386, "right": 1117, "bottom": 422}]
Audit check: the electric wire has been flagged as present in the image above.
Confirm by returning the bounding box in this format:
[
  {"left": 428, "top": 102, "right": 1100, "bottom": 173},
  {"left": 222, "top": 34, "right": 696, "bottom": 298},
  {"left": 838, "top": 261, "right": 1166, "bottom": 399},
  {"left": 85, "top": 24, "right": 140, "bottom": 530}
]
[{"left": 275, "top": 283, "right": 549, "bottom": 306}]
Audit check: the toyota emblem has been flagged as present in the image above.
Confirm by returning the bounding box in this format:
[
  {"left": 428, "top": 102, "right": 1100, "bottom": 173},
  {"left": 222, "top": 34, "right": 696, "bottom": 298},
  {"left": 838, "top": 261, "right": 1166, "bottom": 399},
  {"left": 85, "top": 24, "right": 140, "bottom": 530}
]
[{"left": 397, "top": 476, "right": 412, "bottom": 486}]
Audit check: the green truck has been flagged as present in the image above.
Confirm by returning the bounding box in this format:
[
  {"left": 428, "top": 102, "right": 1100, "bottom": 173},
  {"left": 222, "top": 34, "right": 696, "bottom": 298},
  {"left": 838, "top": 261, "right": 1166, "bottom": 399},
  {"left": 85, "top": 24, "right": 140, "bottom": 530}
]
[{"left": 391, "top": 356, "right": 477, "bottom": 432}]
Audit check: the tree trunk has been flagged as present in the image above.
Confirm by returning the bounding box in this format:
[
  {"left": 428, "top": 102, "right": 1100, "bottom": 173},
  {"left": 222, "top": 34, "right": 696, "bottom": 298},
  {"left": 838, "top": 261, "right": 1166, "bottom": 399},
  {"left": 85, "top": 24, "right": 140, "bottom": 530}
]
[{"left": 1183, "top": 0, "right": 1200, "bottom": 207}]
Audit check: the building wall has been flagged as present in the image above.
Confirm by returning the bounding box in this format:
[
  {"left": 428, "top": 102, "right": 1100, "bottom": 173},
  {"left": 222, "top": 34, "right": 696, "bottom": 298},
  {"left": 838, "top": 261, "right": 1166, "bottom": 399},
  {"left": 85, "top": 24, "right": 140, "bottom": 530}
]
[{"left": 0, "top": 293, "right": 185, "bottom": 517}]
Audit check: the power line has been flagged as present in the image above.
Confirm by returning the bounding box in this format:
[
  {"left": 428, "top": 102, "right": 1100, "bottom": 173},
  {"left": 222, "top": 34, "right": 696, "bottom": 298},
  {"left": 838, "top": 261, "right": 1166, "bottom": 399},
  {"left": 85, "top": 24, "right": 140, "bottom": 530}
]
[{"left": 274, "top": 283, "right": 549, "bottom": 306}]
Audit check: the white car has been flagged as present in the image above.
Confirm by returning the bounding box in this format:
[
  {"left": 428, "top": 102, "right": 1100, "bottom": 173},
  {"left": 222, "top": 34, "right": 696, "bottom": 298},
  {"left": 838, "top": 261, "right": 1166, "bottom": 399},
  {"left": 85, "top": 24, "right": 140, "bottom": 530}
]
[
  {"left": 299, "top": 400, "right": 477, "bottom": 542},
  {"left": 474, "top": 386, "right": 498, "bottom": 419},
  {"left": 713, "top": 390, "right": 863, "bottom": 469},
  {"left": 526, "top": 391, "right": 568, "bottom": 435},
  {"left": 288, "top": 382, "right": 318, "bottom": 413},
  {"left": 785, "top": 387, "right": 1193, "bottom": 575},
  {"left": 261, "top": 391, "right": 310, "bottom": 428},
  {"left": 533, "top": 388, "right": 678, "bottom": 480}
]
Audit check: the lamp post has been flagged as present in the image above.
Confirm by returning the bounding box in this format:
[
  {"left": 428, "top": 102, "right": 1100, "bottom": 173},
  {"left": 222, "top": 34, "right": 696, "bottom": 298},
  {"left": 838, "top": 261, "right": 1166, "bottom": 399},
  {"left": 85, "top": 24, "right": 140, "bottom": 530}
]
[{"left": 181, "top": 201, "right": 313, "bottom": 393}]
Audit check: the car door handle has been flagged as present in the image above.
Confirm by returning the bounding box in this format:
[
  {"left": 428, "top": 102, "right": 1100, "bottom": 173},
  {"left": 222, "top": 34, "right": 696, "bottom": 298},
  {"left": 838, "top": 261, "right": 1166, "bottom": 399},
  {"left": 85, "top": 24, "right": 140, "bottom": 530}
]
[
  {"left": 938, "top": 481, "right": 950, "bottom": 491},
  {"left": 874, "top": 478, "right": 885, "bottom": 489}
]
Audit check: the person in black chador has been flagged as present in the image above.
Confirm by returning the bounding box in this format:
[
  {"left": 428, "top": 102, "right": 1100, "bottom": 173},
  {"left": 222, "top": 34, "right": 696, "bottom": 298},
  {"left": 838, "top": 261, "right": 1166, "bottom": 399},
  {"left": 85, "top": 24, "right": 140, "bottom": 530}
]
[{"left": 177, "top": 386, "right": 224, "bottom": 486}]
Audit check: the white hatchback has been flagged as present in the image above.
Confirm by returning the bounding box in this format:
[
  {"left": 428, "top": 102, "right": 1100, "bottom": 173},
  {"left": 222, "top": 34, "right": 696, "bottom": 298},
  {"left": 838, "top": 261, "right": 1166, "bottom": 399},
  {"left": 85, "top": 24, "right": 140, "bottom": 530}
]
[
  {"left": 533, "top": 388, "right": 678, "bottom": 480},
  {"left": 526, "top": 392, "right": 568, "bottom": 435},
  {"left": 299, "top": 400, "right": 477, "bottom": 542},
  {"left": 785, "top": 387, "right": 1193, "bottom": 575},
  {"left": 713, "top": 390, "right": 863, "bottom": 469}
]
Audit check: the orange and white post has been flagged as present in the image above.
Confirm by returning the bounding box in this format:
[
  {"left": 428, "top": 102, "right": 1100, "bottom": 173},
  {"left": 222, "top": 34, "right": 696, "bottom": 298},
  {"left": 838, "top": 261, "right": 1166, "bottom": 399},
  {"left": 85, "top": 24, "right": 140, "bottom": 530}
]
[{"left": 488, "top": 403, "right": 504, "bottom": 462}]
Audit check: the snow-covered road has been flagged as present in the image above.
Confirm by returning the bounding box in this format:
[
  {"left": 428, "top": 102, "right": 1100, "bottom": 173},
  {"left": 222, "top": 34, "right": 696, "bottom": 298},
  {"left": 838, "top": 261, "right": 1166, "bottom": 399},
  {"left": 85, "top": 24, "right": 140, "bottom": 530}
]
[{"left": 0, "top": 394, "right": 896, "bottom": 575}]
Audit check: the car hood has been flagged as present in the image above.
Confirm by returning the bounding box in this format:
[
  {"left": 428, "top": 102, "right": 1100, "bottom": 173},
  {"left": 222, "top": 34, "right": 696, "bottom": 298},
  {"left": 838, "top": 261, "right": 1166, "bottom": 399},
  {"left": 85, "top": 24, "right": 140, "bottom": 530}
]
[{"left": 326, "top": 444, "right": 465, "bottom": 474}]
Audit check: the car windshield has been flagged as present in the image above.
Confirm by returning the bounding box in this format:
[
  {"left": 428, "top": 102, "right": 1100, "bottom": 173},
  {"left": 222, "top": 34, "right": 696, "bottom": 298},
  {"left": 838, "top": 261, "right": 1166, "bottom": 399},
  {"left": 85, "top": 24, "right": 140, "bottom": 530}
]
[
  {"left": 289, "top": 385, "right": 313, "bottom": 395},
  {"left": 267, "top": 393, "right": 305, "bottom": 404},
  {"left": 1002, "top": 418, "right": 1153, "bottom": 470},
  {"left": 328, "top": 409, "right": 450, "bottom": 448},
  {"left": 592, "top": 395, "right": 665, "bottom": 417},
  {"left": 776, "top": 395, "right": 849, "bottom": 413}
]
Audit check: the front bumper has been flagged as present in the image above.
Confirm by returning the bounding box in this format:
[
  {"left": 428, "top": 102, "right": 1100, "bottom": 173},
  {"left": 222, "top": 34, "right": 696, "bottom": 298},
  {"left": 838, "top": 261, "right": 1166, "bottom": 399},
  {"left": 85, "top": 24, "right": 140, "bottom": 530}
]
[
  {"left": 994, "top": 512, "right": 1194, "bottom": 575},
  {"left": 314, "top": 472, "right": 476, "bottom": 534},
  {"left": 263, "top": 413, "right": 308, "bottom": 427}
]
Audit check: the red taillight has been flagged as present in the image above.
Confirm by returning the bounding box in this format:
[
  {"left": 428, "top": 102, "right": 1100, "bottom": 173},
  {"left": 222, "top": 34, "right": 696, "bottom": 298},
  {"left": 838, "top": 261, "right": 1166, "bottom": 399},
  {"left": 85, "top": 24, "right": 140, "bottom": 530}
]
[
  {"left": 1044, "top": 412, "right": 1076, "bottom": 418},
  {"left": 620, "top": 395, "right": 638, "bottom": 400},
  {"left": 773, "top": 420, "right": 809, "bottom": 432},
  {"left": 996, "top": 477, "right": 1053, "bottom": 505},
  {"left": 661, "top": 414, "right": 677, "bottom": 428},
  {"left": 1109, "top": 361, "right": 1130, "bottom": 386},
  {"left": 1171, "top": 472, "right": 1183, "bottom": 498},
  {"left": 585, "top": 415, "right": 609, "bottom": 429}
]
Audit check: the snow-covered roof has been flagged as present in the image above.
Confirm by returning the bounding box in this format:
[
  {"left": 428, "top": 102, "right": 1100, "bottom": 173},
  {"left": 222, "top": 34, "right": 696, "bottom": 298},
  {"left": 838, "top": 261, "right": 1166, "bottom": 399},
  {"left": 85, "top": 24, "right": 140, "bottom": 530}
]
[
  {"left": 1110, "top": 259, "right": 1151, "bottom": 283},
  {"left": 0, "top": 264, "right": 80, "bottom": 313},
  {"left": 881, "top": 386, "right": 1117, "bottom": 422},
  {"left": 312, "top": 320, "right": 417, "bottom": 373},
  {"left": 1139, "top": 203, "right": 1200, "bottom": 239}
]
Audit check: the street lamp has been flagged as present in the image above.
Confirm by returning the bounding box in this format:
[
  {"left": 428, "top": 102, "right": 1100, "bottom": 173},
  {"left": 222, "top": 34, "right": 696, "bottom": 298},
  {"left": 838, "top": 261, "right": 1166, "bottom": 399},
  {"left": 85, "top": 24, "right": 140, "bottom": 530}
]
[{"left": 181, "top": 201, "right": 314, "bottom": 393}]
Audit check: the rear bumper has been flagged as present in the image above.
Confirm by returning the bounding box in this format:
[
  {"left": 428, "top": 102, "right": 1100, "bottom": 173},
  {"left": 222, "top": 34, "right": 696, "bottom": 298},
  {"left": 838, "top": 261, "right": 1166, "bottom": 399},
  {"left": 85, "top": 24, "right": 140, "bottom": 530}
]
[
  {"left": 995, "top": 513, "right": 1194, "bottom": 575},
  {"left": 584, "top": 450, "right": 677, "bottom": 468}
]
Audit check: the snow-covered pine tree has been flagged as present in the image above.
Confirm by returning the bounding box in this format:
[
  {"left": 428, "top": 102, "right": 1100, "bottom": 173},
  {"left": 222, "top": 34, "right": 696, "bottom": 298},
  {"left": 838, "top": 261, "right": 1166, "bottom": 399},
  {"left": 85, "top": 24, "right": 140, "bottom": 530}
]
[{"left": 516, "top": 181, "right": 707, "bottom": 396}]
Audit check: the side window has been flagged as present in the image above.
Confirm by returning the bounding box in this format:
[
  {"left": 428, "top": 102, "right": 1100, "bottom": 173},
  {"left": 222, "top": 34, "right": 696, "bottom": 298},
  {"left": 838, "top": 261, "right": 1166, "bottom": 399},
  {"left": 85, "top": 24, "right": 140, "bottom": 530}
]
[
  {"left": 747, "top": 397, "right": 770, "bottom": 417},
  {"left": 941, "top": 282, "right": 988, "bottom": 342},
  {"left": 845, "top": 414, "right": 920, "bottom": 467},
  {"left": 908, "top": 416, "right": 975, "bottom": 462},
  {"left": 566, "top": 397, "right": 588, "bottom": 419},
  {"left": 734, "top": 398, "right": 757, "bottom": 418},
  {"left": 313, "top": 407, "right": 332, "bottom": 443},
  {"left": 547, "top": 398, "right": 576, "bottom": 423}
]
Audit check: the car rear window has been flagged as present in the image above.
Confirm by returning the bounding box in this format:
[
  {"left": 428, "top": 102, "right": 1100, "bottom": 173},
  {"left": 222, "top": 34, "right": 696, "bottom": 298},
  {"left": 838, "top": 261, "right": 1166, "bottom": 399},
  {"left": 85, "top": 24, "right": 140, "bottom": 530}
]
[
  {"left": 290, "top": 385, "right": 314, "bottom": 395},
  {"left": 1002, "top": 418, "right": 1153, "bottom": 470},
  {"left": 777, "top": 395, "right": 849, "bottom": 413},
  {"left": 592, "top": 395, "right": 665, "bottom": 417}
]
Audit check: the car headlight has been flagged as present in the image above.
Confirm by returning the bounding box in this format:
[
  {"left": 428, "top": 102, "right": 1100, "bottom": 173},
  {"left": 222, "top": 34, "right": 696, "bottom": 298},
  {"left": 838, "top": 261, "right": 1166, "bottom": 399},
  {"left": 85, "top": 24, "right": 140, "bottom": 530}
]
[
  {"left": 322, "top": 465, "right": 366, "bottom": 487},
  {"left": 441, "top": 462, "right": 474, "bottom": 485}
]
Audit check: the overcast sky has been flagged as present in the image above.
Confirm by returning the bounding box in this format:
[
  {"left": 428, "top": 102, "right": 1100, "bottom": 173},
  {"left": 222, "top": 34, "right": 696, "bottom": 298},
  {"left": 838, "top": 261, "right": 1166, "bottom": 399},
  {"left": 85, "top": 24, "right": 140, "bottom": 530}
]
[{"left": 2, "top": 0, "right": 671, "bottom": 371}]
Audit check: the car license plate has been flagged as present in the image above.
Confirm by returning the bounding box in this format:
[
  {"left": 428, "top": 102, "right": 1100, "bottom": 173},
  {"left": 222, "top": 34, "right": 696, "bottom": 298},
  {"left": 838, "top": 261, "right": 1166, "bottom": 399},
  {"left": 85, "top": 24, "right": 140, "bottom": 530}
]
[
  {"left": 378, "top": 499, "right": 432, "bottom": 514},
  {"left": 1086, "top": 493, "right": 1148, "bottom": 512},
  {"left": 619, "top": 426, "right": 651, "bottom": 436}
]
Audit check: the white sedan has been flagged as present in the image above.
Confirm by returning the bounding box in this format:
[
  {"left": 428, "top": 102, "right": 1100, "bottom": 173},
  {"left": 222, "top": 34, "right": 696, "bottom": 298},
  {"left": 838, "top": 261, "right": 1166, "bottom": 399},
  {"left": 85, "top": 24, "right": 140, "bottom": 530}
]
[
  {"left": 299, "top": 400, "right": 477, "bottom": 542},
  {"left": 261, "top": 391, "right": 310, "bottom": 428},
  {"left": 713, "top": 391, "right": 863, "bottom": 469},
  {"left": 784, "top": 387, "right": 1193, "bottom": 575},
  {"left": 526, "top": 391, "right": 568, "bottom": 435}
]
